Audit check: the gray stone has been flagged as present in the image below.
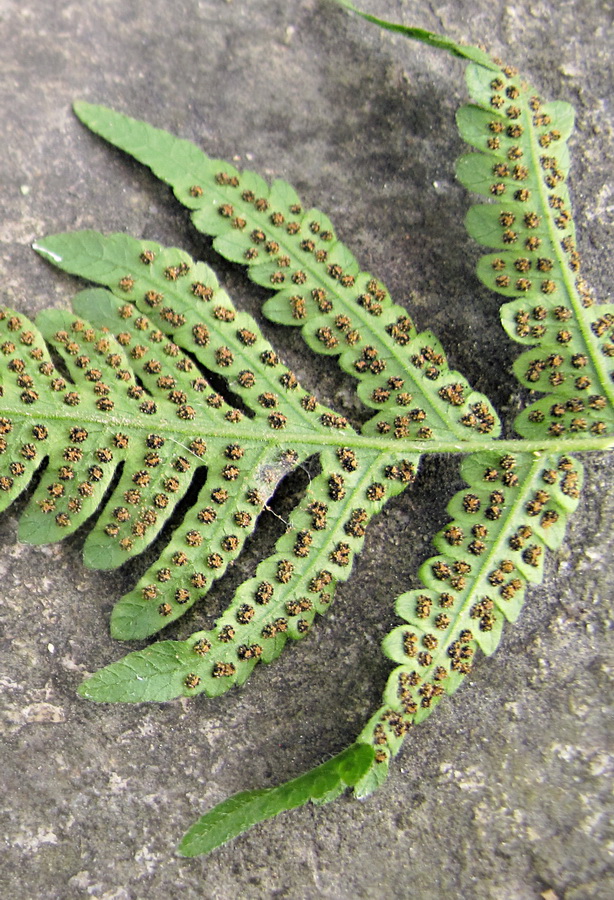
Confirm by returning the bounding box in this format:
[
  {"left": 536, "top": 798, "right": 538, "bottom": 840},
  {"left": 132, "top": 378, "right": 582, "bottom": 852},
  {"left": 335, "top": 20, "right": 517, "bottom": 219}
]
[{"left": 0, "top": 1, "right": 612, "bottom": 897}]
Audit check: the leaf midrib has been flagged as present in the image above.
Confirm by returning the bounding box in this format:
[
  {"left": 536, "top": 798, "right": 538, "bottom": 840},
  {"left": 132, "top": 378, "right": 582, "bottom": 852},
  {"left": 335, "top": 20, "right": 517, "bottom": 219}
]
[
  {"left": 199, "top": 188, "right": 487, "bottom": 442},
  {"left": 522, "top": 97, "right": 614, "bottom": 406},
  {"left": 2, "top": 401, "right": 611, "bottom": 456}
]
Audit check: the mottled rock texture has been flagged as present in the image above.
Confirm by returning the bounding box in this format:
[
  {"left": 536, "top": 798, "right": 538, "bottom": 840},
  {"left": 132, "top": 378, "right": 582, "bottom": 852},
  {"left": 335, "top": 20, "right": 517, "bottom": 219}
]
[{"left": 0, "top": 1, "right": 612, "bottom": 898}]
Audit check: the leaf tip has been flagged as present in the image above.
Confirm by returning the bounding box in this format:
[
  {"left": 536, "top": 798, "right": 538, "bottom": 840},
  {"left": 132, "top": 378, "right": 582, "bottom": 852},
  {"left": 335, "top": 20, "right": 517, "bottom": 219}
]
[
  {"left": 73, "top": 99, "right": 92, "bottom": 119},
  {"left": 77, "top": 674, "right": 102, "bottom": 702},
  {"left": 176, "top": 833, "right": 199, "bottom": 858},
  {"left": 32, "top": 240, "right": 63, "bottom": 264}
]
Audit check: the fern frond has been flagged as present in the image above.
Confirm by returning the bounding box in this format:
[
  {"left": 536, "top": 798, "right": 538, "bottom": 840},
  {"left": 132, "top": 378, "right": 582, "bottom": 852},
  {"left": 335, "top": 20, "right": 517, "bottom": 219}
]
[
  {"left": 27, "top": 233, "right": 420, "bottom": 675},
  {"left": 334, "top": 0, "right": 612, "bottom": 840},
  {"left": 3, "top": 243, "right": 387, "bottom": 649},
  {"left": 1, "top": 287, "right": 407, "bottom": 696},
  {"left": 1, "top": 1, "right": 607, "bottom": 860},
  {"left": 72, "top": 102, "right": 502, "bottom": 447},
  {"left": 455, "top": 66, "right": 614, "bottom": 438},
  {"left": 353, "top": 447, "right": 584, "bottom": 796},
  {"left": 78, "top": 443, "right": 410, "bottom": 701},
  {"left": 337, "top": 3, "right": 614, "bottom": 442},
  {"left": 11, "top": 228, "right": 420, "bottom": 703}
]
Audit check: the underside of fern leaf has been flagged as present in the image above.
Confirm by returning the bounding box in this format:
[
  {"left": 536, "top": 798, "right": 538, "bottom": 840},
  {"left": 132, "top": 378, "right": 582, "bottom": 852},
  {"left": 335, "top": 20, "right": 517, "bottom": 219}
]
[
  {"left": 1, "top": 0, "right": 611, "bottom": 861},
  {"left": 4, "top": 231, "right": 412, "bottom": 700},
  {"left": 69, "top": 101, "right": 503, "bottom": 447},
  {"left": 29, "top": 145, "right": 509, "bottom": 703},
  {"left": 455, "top": 65, "right": 614, "bottom": 437},
  {"left": 352, "top": 446, "right": 584, "bottom": 796}
]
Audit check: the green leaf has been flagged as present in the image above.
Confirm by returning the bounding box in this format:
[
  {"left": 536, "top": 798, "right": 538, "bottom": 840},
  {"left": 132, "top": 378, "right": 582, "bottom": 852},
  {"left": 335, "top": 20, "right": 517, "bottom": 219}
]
[
  {"left": 1, "top": 3, "right": 610, "bottom": 862},
  {"left": 79, "top": 443, "right": 413, "bottom": 699},
  {"left": 455, "top": 65, "right": 614, "bottom": 439},
  {"left": 353, "top": 448, "right": 584, "bottom": 794},
  {"left": 334, "top": 1, "right": 500, "bottom": 71},
  {"left": 72, "top": 103, "right": 502, "bottom": 446},
  {"left": 178, "top": 743, "right": 374, "bottom": 857},
  {"left": 78, "top": 641, "right": 197, "bottom": 703}
]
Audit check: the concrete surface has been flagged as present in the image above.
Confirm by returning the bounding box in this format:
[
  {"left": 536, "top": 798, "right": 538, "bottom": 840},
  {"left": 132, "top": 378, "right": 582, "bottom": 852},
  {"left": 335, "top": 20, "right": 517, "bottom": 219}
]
[{"left": 1, "top": 0, "right": 612, "bottom": 897}]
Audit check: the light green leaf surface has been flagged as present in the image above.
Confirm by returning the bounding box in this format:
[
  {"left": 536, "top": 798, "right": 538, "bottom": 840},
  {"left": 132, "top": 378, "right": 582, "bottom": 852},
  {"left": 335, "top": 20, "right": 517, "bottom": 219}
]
[
  {"left": 72, "top": 102, "right": 502, "bottom": 447},
  {"left": 353, "top": 448, "right": 583, "bottom": 794},
  {"left": 334, "top": 0, "right": 500, "bottom": 70},
  {"left": 178, "top": 743, "right": 374, "bottom": 857},
  {"left": 1, "top": 1, "right": 610, "bottom": 859}
]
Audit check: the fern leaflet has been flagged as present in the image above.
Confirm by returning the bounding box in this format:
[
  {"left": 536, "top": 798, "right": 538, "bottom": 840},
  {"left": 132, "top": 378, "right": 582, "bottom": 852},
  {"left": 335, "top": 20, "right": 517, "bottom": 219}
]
[
  {"left": 456, "top": 66, "right": 614, "bottom": 437},
  {"left": 353, "top": 447, "right": 583, "bottom": 797},
  {"left": 71, "top": 101, "right": 502, "bottom": 447}
]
